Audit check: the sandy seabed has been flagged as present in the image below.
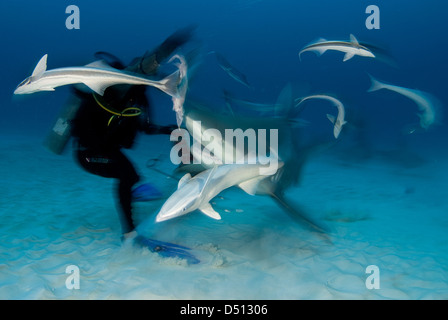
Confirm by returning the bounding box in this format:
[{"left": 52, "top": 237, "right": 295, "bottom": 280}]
[{"left": 0, "top": 133, "right": 447, "bottom": 300}]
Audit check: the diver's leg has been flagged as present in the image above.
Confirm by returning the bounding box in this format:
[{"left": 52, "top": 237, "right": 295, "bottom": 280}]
[
  {"left": 111, "top": 151, "right": 140, "bottom": 234},
  {"left": 75, "top": 148, "right": 140, "bottom": 235},
  {"left": 126, "top": 25, "right": 195, "bottom": 75},
  {"left": 116, "top": 181, "right": 135, "bottom": 234}
]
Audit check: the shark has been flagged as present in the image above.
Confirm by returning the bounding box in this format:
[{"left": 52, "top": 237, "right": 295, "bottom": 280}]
[
  {"left": 14, "top": 54, "right": 185, "bottom": 99},
  {"left": 213, "top": 51, "right": 251, "bottom": 88},
  {"left": 295, "top": 94, "right": 347, "bottom": 139},
  {"left": 156, "top": 94, "right": 329, "bottom": 234},
  {"left": 168, "top": 54, "right": 189, "bottom": 127},
  {"left": 156, "top": 160, "right": 283, "bottom": 222},
  {"left": 368, "top": 75, "right": 440, "bottom": 130},
  {"left": 299, "top": 34, "right": 375, "bottom": 62}
]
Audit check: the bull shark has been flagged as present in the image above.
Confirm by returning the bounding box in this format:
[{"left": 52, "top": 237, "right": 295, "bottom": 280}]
[
  {"left": 295, "top": 94, "right": 347, "bottom": 139},
  {"left": 368, "top": 75, "right": 439, "bottom": 130},
  {"left": 156, "top": 161, "right": 282, "bottom": 222},
  {"left": 14, "top": 54, "right": 185, "bottom": 98},
  {"left": 157, "top": 98, "right": 329, "bottom": 234},
  {"left": 299, "top": 34, "right": 375, "bottom": 62},
  {"left": 158, "top": 141, "right": 327, "bottom": 233}
]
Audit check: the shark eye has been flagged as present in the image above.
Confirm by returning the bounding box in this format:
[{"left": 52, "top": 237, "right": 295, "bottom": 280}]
[
  {"left": 17, "top": 78, "right": 31, "bottom": 87},
  {"left": 182, "top": 207, "right": 186, "bottom": 212}
]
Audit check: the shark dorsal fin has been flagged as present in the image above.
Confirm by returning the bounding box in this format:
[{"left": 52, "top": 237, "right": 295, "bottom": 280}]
[
  {"left": 350, "top": 34, "right": 359, "bottom": 45},
  {"left": 32, "top": 54, "right": 48, "bottom": 77},
  {"left": 85, "top": 59, "right": 117, "bottom": 70},
  {"left": 199, "top": 202, "right": 221, "bottom": 220},
  {"left": 178, "top": 173, "right": 191, "bottom": 189}
]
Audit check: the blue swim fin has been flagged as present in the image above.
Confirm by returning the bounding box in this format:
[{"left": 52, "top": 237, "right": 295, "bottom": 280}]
[
  {"left": 132, "top": 183, "right": 163, "bottom": 202},
  {"left": 134, "top": 235, "right": 200, "bottom": 264}
]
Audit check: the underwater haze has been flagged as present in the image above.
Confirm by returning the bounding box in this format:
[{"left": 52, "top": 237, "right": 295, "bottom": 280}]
[{"left": 1, "top": 0, "right": 448, "bottom": 300}]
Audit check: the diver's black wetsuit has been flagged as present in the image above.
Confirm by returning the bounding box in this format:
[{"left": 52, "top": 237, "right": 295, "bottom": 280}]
[{"left": 70, "top": 27, "right": 193, "bottom": 234}]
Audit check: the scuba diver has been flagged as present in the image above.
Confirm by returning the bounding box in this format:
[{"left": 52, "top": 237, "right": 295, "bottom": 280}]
[{"left": 66, "top": 27, "right": 194, "bottom": 238}]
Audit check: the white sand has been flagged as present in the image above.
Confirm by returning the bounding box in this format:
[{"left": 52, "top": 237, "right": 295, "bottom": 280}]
[{"left": 0, "top": 133, "right": 447, "bottom": 300}]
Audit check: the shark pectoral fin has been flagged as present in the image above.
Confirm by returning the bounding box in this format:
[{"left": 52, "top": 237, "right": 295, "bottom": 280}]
[
  {"left": 238, "top": 176, "right": 266, "bottom": 196},
  {"left": 314, "top": 47, "right": 328, "bottom": 56},
  {"left": 84, "top": 80, "right": 114, "bottom": 96},
  {"left": 326, "top": 114, "right": 336, "bottom": 124},
  {"left": 32, "top": 54, "right": 48, "bottom": 78},
  {"left": 199, "top": 203, "right": 221, "bottom": 220},
  {"left": 178, "top": 173, "right": 192, "bottom": 189},
  {"left": 343, "top": 52, "right": 355, "bottom": 62}
]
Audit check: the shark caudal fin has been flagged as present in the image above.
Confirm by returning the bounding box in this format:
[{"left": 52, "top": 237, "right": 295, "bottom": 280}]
[
  {"left": 31, "top": 54, "right": 48, "bottom": 78},
  {"left": 270, "top": 192, "right": 330, "bottom": 238},
  {"left": 157, "top": 69, "right": 182, "bottom": 97},
  {"left": 367, "top": 74, "right": 385, "bottom": 92}
]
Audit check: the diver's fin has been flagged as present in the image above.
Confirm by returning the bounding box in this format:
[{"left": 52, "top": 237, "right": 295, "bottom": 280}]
[
  {"left": 350, "top": 34, "right": 359, "bottom": 45},
  {"left": 178, "top": 173, "right": 192, "bottom": 189},
  {"left": 199, "top": 202, "right": 221, "bottom": 220},
  {"left": 32, "top": 54, "right": 48, "bottom": 77},
  {"left": 238, "top": 176, "right": 266, "bottom": 196},
  {"left": 343, "top": 52, "right": 355, "bottom": 62},
  {"left": 326, "top": 113, "right": 336, "bottom": 124}
]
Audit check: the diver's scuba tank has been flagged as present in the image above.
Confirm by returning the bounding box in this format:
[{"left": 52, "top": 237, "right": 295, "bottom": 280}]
[{"left": 43, "top": 94, "right": 82, "bottom": 155}]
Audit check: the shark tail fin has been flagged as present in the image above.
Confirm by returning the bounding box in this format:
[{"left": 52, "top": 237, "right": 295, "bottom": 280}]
[
  {"left": 270, "top": 192, "right": 330, "bottom": 237},
  {"left": 158, "top": 69, "right": 182, "bottom": 98},
  {"left": 367, "top": 74, "right": 384, "bottom": 92}
]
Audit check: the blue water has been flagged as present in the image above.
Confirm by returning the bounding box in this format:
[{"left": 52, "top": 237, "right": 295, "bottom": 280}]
[{"left": 1, "top": 0, "right": 447, "bottom": 300}]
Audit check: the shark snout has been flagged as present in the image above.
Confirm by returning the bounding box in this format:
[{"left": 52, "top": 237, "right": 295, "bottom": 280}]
[
  {"left": 155, "top": 213, "right": 170, "bottom": 223},
  {"left": 156, "top": 203, "right": 190, "bottom": 222}
]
